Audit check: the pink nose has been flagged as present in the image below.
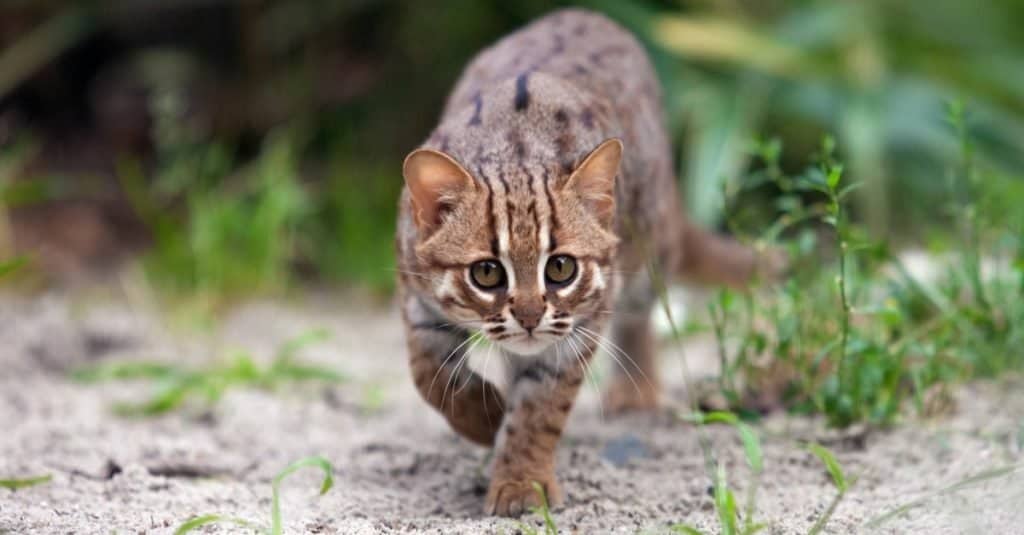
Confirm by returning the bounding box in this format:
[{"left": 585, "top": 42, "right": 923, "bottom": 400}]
[{"left": 512, "top": 303, "right": 543, "bottom": 332}]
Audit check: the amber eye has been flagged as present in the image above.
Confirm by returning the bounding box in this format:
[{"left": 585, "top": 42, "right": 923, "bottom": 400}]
[
  {"left": 470, "top": 260, "right": 505, "bottom": 289},
  {"left": 545, "top": 255, "right": 577, "bottom": 285}
]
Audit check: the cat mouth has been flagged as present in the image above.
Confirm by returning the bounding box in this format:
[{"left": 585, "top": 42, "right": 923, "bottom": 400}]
[{"left": 496, "top": 332, "right": 557, "bottom": 356}]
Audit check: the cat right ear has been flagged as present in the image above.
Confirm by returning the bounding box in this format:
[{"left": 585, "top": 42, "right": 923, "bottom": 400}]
[{"left": 403, "top": 149, "right": 478, "bottom": 233}]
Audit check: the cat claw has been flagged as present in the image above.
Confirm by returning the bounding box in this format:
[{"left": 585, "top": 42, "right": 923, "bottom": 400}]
[{"left": 484, "top": 477, "right": 562, "bottom": 517}]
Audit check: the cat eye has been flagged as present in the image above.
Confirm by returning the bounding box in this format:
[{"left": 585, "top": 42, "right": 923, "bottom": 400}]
[
  {"left": 545, "top": 255, "right": 577, "bottom": 285},
  {"left": 470, "top": 260, "right": 506, "bottom": 289}
]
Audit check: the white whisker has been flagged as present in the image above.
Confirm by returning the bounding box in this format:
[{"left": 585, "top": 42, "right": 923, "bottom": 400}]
[{"left": 577, "top": 326, "right": 652, "bottom": 397}]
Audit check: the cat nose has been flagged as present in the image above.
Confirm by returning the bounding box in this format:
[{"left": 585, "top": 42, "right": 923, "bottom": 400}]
[{"left": 511, "top": 301, "right": 544, "bottom": 332}]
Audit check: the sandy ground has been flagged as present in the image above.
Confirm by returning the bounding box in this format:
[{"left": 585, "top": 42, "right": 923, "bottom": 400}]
[{"left": 1, "top": 292, "right": 1023, "bottom": 534}]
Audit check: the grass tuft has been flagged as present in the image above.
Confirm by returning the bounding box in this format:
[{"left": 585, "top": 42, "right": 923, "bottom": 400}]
[
  {"left": 175, "top": 456, "right": 334, "bottom": 535},
  {"left": 73, "top": 329, "right": 342, "bottom": 416},
  {"left": 676, "top": 411, "right": 767, "bottom": 535}
]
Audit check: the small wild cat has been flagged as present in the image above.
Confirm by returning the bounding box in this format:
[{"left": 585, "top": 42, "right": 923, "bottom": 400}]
[{"left": 397, "top": 8, "right": 766, "bottom": 516}]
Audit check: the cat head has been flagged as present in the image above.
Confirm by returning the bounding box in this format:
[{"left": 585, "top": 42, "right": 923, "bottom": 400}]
[{"left": 402, "top": 139, "right": 621, "bottom": 356}]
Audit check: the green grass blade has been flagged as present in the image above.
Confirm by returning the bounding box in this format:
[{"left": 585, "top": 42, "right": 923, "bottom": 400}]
[
  {"left": 736, "top": 423, "right": 763, "bottom": 474},
  {"left": 670, "top": 525, "right": 707, "bottom": 535},
  {"left": 529, "top": 481, "right": 558, "bottom": 535},
  {"left": 0, "top": 474, "right": 52, "bottom": 490},
  {"left": 683, "top": 412, "right": 762, "bottom": 473},
  {"left": 806, "top": 443, "right": 855, "bottom": 535},
  {"left": 270, "top": 456, "right": 334, "bottom": 535},
  {"left": 691, "top": 411, "right": 740, "bottom": 425},
  {"left": 713, "top": 462, "right": 739, "bottom": 535},
  {"left": 275, "top": 329, "right": 331, "bottom": 361},
  {"left": 71, "top": 362, "right": 180, "bottom": 382},
  {"left": 864, "top": 464, "right": 1021, "bottom": 529},
  {"left": 0, "top": 257, "right": 28, "bottom": 279},
  {"left": 173, "top": 514, "right": 261, "bottom": 535},
  {"left": 743, "top": 522, "right": 768, "bottom": 535},
  {"left": 113, "top": 380, "right": 192, "bottom": 417},
  {"left": 807, "top": 443, "right": 847, "bottom": 492}
]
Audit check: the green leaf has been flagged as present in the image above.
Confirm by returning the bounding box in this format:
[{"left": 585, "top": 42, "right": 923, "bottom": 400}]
[
  {"left": 270, "top": 456, "right": 334, "bottom": 535},
  {"left": 0, "top": 257, "right": 28, "bottom": 279},
  {"left": 826, "top": 166, "right": 843, "bottom": 190},
  {"left": 736, "top": 423, "right": 763, "bottom": 474},
  {"left": 692, "top": 411, "right": 740, "bottom": 425},
  {"left": 275, "top": 329, "right": 331, "bottom": 361},
  {"left": 173, "top": 514, "right": 260, "bottom": 535},
  {"left": 0, "top": 474, "right": 52, "bottom": 490},
  {"left": 743, "top": 522, "right": 769, "bottom": 535},
  {"left": 670, "top": 525, "right": 708, "bottom": 535},
  {"left": 71, "top": 362, "right": 181, "bottom": 383},
  {"left": 837, "top": 182, "right": 864, "bottom": 201},
  {"left": 807, "top": 443, "right": 848, "bottom": 492},
  {"left": 529, "top": 481, "right": 558, "bottom": 535},
  {"left": 683, "top": 412, "right": 762, "bottom": 473},
  {"left": 713, "top": 462, "right": 739, "bottom": 535}
]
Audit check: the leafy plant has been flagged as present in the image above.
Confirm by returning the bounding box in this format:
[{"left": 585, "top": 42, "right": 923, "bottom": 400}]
[
  {"left": 699, "top": 111, "right": 1023, "bottom": 428},
  {"left": 174, "top": 456, "right": 334, "bottom": 535},
  {"left": 73, "top": 329, "right": 343, "bottom": 416}
]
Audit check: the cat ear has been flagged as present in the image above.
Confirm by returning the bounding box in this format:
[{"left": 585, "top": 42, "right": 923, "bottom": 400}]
[
  {"left": 564, "top": 138, "right": 622, "bottom": 227},
  {"left": 403, "top": 149, "right": 478, "bottom": 233}
]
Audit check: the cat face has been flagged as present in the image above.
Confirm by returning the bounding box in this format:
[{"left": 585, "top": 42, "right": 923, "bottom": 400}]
[{"left": 403, "top": 140, "right": 621, "bottom": 356}]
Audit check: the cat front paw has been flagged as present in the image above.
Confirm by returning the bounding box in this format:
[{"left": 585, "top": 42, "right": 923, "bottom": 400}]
[{"left": 483, "top": 474, "right": 562, "bottom": 517}]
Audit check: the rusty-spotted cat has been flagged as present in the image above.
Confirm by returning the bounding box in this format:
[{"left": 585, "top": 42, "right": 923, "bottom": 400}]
[{"left": 397, "top": 8, "right": 766, "bottom": 516}]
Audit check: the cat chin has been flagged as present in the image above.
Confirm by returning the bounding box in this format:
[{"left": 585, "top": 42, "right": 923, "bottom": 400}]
[{"left": 497, "top": 337, "right": 555, "bottom": 357}]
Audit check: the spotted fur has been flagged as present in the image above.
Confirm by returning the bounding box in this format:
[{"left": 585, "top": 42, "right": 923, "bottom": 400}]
[{"left": 396, "top": 8, "right": 766, "bottom": 517}]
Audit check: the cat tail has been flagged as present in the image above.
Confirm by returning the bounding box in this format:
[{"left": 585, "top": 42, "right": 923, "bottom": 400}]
[{"left": 675, "top": 223, "right": 787, "bottom": 289}]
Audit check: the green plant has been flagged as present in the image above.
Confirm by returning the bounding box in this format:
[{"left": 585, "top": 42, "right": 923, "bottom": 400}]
[
  {"left": 515, "top": 481, "right": 559, "bottom": 535},
  {"left": 303, "top": 154, "right": 400, "bottom": 294},
  {"left": 120, "top": 129, "right": 309, "bottom": 305},
  {"left": 0, "top": 256, "right": 27, "bottom": 279},
  {"left": 699, "top": 109, "right": 1023, "bottom": 427},
  {"left": 73, "top": 329, "right": 343, "bottom": 416},
  {"left": 0, "top": 474, "right": 52, "bottom": 490},
  {"left": 174, "top": 456, "right": 334, "bottom": 535},
  {"left": 806, "top": 443, "right": 854, "bottom": 535},
  {"left": 672, "top": 411, "right": 766, "bottom": 535}
]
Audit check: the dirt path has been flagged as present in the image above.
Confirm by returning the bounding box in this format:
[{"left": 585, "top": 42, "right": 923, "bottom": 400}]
[{"left": 2, "top": 294, "right": 1022, "bottom": 534}]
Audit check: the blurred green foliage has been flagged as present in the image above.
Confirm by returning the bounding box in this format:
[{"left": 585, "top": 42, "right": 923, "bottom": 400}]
[
  {"left": 73, "top": 328, "right": 342, "bottom": 416},
  {"left": 1, "top": 0, "right": 1022, "bottom": 299},
  {"left": 701, "top": 105, "right": 1023, "bottom": 427}
]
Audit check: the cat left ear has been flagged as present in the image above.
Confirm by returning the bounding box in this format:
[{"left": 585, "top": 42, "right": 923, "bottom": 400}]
[
  {"left": 403, "top": 149, "right": 478, "bottom": 233},
  {"left": 564, "top": 138, "right": 622, "bottom": 227}
]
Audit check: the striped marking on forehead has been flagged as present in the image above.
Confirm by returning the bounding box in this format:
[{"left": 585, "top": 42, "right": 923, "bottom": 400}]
[{"left": 507, "top": 165, "right": 559, "bottom": 291}]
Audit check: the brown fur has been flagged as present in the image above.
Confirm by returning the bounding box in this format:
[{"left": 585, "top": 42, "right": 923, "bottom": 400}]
[{"left": 396, "top": 8, "right": 765, "bottom": 516}]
